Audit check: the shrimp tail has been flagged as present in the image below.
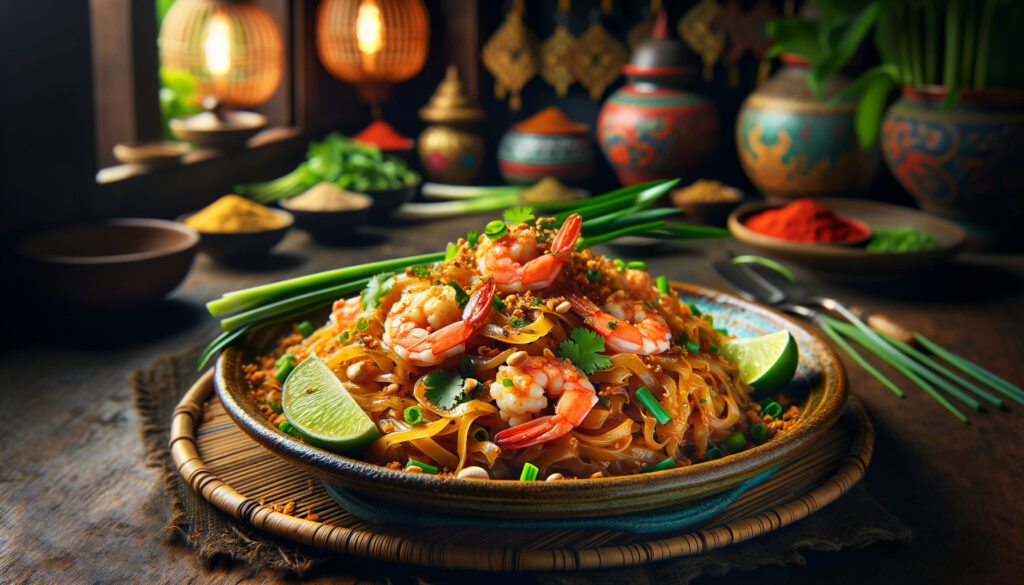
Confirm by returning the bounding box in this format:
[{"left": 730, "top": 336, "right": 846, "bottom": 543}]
[
  {"left": 494, "top": 414, "right": 573, "bottom": 450},
  {"left": 551, "top": 213, "right": 582, "bottom": 256},
  {"left": 463, "top": 279, "right": 496, "bottom": 326}
]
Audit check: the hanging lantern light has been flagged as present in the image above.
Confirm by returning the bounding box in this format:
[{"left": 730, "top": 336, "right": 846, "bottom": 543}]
[
  {"left": 316, "top": 0, "right": 430, "bottom": 105},
  {"left": 159, "top": 0, "right": 285, "bottom": 109}
]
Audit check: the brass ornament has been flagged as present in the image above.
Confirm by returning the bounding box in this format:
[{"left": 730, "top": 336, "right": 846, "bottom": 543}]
[
  {"left": 679, "top": 0, "right": 725, "bottom": 81},
  {"left": 481, "top": 0, "right": 539, "bottom": 111},
  {"left": 568, "top": 4, "right": 627, "bottom": 101},
  {"left": 540, "top": 1, "right": 576, "bottom": 97},
  {"left": 418, "top": 65, "right": 485, "bottom": 184}
]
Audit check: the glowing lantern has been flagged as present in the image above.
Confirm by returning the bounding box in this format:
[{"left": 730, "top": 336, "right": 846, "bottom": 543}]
[
  {"left": 159, "top": 0, "right": 284, "bottom": 108},
  {"left": 316, "top": 0, "right": 430, "bottom": 105}
]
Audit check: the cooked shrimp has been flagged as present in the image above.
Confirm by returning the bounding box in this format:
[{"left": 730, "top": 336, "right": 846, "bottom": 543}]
[
  {"left": 383, "top": 280, "right": 495, "bottom": 366},
  {"left": 491, "top": 355, "right": 597, "bottom": 449},
  {"left": 331, "top": 296, "right": 367, "bottom": 331},
  {"left": 566, "top": 291, "right": 672, "bottom": 355},
  {"left": 475, "top": 213, "right": 582, "bottom": 293}
]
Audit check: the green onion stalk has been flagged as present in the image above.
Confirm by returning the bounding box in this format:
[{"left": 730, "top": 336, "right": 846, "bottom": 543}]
[{"left": 198, "top": 180, "right": 729, "bottom": 368}]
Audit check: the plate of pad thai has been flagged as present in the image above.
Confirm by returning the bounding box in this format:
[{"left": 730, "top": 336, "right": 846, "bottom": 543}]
[{"left": 210, "top": 182, "right": 847, "bottom": 519}]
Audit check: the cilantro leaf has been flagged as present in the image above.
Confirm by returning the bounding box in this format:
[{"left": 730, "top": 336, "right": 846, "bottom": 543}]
[
  {"left": 503, "top": 206, "right": 535, "bottom": 223},
  {"left": 447, "top": 281, "right": 469, "bottom": 307},
  {"left": 422, "top": 369, "right": 466, "bottom": 410},
  {"left": 458, "top": 354, "right": 475, "bottom": 377},
  {"left": 360, "top": 272, "right": 395, "bottom": 310},
  {"left": 410, "top": 264, "right": 432, "bottom": 277},
  {"left": 557, "top": 328, "right": 612, "bottom": 375}
]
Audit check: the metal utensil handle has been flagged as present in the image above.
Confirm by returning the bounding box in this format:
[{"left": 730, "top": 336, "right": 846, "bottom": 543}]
[{"left": 810, "top": 296, "right": 916, "bottom": 344}]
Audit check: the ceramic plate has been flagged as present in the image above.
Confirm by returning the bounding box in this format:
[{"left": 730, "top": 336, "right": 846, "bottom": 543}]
[
  {"left": 728, "top": 198, "right": 966, "bottom": 280},
  {"left": 214, "top": 283, "right": 847, "bottom": 520}
]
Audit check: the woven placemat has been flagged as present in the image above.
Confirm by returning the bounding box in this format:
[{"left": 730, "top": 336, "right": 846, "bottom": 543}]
[{"left": 135, "top": 347, "right": 910, "bottom": 582}]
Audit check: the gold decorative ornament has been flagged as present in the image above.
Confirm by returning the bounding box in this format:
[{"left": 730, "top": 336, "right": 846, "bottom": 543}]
[
  {"left": 481, "top": 0, "right": 539, "bottom": 111},
  {"left": 628, "top": 0, "right": 663, "bottom": 49},
  {"left": 568, "top": 0, "right": 627, "bottom": 101},
  {"left": 540, "top": 0, "right": 576, "bottom": 97},
  {"left": 418, "top": 65, "right": 486, "bottom": 184},
  {"left": 679, "top": 0, "right": 725, "bottom": 82}
]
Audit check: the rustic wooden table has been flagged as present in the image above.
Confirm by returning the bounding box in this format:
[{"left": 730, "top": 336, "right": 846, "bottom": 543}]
[{"left": 2, "top": 215, "right": 1022, "bottom": 584}]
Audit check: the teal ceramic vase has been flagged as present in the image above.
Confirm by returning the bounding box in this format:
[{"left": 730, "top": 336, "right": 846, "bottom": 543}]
[
  {"left": 736, "top": 56, "right": 879, "bottom": 198},
  {"left": 881, "top": 86, "right": 1024, "bottom": 245}
]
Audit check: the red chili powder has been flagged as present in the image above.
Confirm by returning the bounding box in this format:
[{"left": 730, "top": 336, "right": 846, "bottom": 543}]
[
  {"left": 744, "top": 198, "right": 869, "bottom": 243},
  {"left": 353, "top": 120, "right": 413, "bottom": 151}
]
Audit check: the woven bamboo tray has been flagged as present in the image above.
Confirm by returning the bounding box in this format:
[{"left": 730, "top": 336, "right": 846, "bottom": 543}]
[{"left": 170, "top": 370, "right": 874, "bottom": 572}]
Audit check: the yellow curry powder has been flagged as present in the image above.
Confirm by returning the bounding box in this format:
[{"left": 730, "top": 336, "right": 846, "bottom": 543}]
[{"left": 184, "top": 194, "right": 287, "bottom": 232}]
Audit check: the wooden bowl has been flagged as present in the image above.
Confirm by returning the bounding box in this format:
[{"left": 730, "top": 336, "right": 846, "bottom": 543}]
[
  {"left": 214, "top": 283, "right": 848, "bottom": 520},
  {"left": 112, "top": 140, "right": 190, "bottom": 167},
  {"left": 16, "top": 219, "right": 198, "bottom": 309},
  {"left": 179, "top": 208, "right": 293, "bottom": 261},
  {"left": 728, "top": 198, "right": 966, "bottom": 280},
  {"left": 169, "top": 110, "right": 267, "bottom": 150},
  {"left": 279, "top": 193, "right": 372, "bottom": 243}
]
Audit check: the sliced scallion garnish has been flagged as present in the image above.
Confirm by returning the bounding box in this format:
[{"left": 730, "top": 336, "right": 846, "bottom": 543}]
[
  {"left": 519, "top": 462, "right": 538, "bottom": 481},
  {"left": 635, "top": 386, "right": 671, "bottom": 425},
  {"left": 642, "top": 458, "right": 676, "bottom": 473},
  {"left": 406, "top": 459, "right": 438, "bottom": 474}
]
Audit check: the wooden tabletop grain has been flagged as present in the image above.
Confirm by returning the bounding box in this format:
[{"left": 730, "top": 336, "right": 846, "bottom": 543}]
[{"left": 2, "top": 215, "right": 1022, "bottom": 585}]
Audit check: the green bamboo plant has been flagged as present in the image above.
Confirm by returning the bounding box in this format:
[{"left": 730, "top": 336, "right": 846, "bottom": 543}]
[{"left": 767, "top": 0, "right": 1024, "bottom": 147}]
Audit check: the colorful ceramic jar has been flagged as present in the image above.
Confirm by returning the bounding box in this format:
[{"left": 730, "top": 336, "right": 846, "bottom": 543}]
[
  {"left": 881, "top": 86, "right": 1024, "bottom": 242},
  {"left": 597, "top": 14, "right": 718, "bottom": 185},
  {"left": 498, "top": 106, "right": 594, "bottom": 186},
  {"left": 418, "top": 66, "right": 486, "bottom": 185},
  {"left": 736, "top": 56, "right": 880, "bottom": 198}
]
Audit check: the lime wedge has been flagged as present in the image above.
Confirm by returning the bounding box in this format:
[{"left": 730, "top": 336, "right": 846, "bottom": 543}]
[
  {"left": 721, "top": 330, "right": 799, "bottom": 394},
  {"left": 282, "top": 356, "right": 379, "bottom": 452}
]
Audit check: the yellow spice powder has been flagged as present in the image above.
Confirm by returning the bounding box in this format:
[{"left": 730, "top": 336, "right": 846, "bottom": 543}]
[{"left": 184, "top": 194, "right": 287, "bottom": 232}]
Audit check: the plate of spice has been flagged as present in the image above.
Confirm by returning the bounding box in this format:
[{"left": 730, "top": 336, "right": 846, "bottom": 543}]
[
  {"left": 670, "top": 179, "right": 745, "bottom": 226},
  {"left": 728, "top": 198, "right": 966, "bottom": 280},
  {"left": 181, "top": 194, "right": 293, "bottom": 261},
  {"left": 280, "top": 182, "right": 373, "bottom": 242}
]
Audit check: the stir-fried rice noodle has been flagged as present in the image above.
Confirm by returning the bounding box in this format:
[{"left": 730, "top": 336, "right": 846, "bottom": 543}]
[{"left": 244, "top": 216, "right": 798, "bottom": 479}]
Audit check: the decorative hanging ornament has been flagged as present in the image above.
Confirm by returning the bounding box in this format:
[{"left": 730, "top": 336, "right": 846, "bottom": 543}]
[
  {"left": 481, "top": 0, "right": 539, "bottom": 111},
  {"left": 628, "top": 0, "right": 663, "bottom": 49},
  {"left": 679, "top": 0, "right": 725, "bottom": 82},
  {"left": 540, "top": 0, "right": 576, "bottom": 97},
  {"left": 568, "top": 0, "right": 627, "bottom": 101}
]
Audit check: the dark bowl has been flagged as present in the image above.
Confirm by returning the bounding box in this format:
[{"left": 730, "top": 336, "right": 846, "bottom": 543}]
[
  {"left": 16, "top": 218, "right": 199, "bottom": 309},
  {"left": 357, "top": 177, "right": 420, "bottom": 222},
  {"left": 670, "top": 184, "right": 746, "bottom": 227},
  {"left": 214, "top": 282, "right": 848, "bottom": 520},
  {"left": 179, "top": 208, "right": 293, "bottom": 262},
  {"left": 279, "top": 193, "right": 373, "bottom": 243},
  {"left": 169, "top": 111, "right": 267, "bottom": 150}
]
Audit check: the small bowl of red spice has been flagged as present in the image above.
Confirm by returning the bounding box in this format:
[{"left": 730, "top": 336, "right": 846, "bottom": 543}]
[{"left": 739, "top": 198, "right": 872, "bottom": 246}]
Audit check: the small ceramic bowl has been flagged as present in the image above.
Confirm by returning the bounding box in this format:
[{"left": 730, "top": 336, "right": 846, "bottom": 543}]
[
  {"left": 280, "top": 193, "right": 373, "bottom": 243},
  {"left": 170, "top": 110, "right": 267, "bottom": 150},
  {"left": 179, "top": 208, "right": 293, "bottom": 261},
  {"left": 670, "top": 184, "right": 746, "bottom": 227},
  {"left": 728, "top": 199, "right": 966, "bottom": 280},
  {"left": 16, "top": 219, "right": 199, "bottom": 309},
  {"left": 113, "top": 140, "right": 191, "bottom": 168},
  {"left": 358, "top": 176, "right": 420, "bottom": 222}
]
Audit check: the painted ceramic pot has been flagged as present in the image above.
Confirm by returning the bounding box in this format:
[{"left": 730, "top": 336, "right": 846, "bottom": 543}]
[
  {"left": 881, "top": 86, "right": 1024, "bottom": 240},
  {"left": 597, "top": 16, "right": 717, "bottom": 185},
  {"left": 418, "top": 125, "right": 485, "bottom": 185},
  {"left": 736, "top": 57, "right": 880, "bottom": 198},
  {"left": 497, "top": 130, "right": 594, "bottom": 186}
]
